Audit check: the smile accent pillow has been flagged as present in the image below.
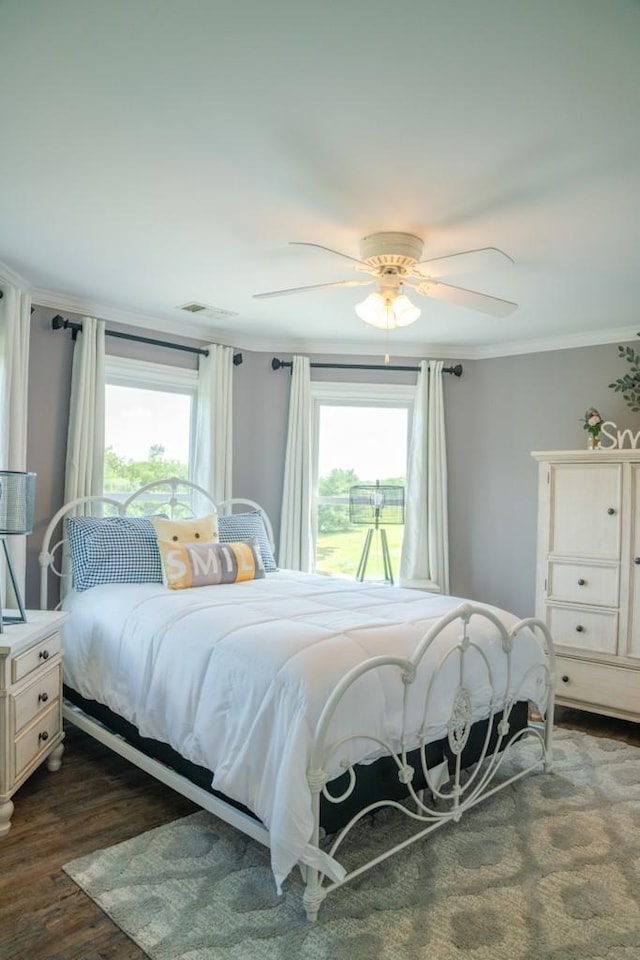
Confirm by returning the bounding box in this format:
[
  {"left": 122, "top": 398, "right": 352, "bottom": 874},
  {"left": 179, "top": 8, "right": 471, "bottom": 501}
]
[
  {"left": 157, "top": 537, "right": 265, "bottom": 590},
  {"left": 150, "top": 513, "right": 219, "bottom": 544}
]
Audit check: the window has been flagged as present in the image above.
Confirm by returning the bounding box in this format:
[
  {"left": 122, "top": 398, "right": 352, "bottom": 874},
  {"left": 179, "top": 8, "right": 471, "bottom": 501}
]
[
  {"left": 104, "top": 357, "right": 197, "bottom": 499},
  {"left": 311, "top": 382, "right": 414, "bottom": 580}
]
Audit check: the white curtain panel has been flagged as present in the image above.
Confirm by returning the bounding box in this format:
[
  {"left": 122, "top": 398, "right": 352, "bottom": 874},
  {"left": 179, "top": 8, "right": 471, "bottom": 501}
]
[
  {"left": 279, "top": 355, "right": 314, "bottom": 571},
  {"left": 399, "top": 359, "right": 450, "bottom": 593},
  {"left": 0, "top": 283, "right": 32, "bottom": 605},
  {"left": 62, "top": 317, "right": 106, "bottom": 596},
  {"left": 193, "top": 343, "right": 234, "bottom": 508},
  {"left": 64, "top": 317, "right": 106, "bottom": 503}
]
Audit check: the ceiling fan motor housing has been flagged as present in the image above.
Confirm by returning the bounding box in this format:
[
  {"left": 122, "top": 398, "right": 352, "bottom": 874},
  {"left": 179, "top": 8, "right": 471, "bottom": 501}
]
[{"left": 360, "top": 232, "right": 424, "bottom": 270}]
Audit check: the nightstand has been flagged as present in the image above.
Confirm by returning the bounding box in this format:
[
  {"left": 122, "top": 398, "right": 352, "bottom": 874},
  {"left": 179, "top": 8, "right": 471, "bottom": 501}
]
[{"left": 0, "top": 611, "right": 67, "bottom": 837}]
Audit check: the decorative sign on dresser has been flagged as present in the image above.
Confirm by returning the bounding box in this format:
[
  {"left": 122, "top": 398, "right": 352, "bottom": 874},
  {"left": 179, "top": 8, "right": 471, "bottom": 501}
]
[
  {"left": 532, "top": 450, "right": 640, "bottom": 722},
  {"left": 0, "top": 610, "right": 67, "bottom": 836}
]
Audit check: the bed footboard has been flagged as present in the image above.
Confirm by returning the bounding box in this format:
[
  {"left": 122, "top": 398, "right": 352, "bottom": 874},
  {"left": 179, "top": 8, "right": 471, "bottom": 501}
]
[{"left": 302, "top": 602, "right": 555, "bottom": 921}]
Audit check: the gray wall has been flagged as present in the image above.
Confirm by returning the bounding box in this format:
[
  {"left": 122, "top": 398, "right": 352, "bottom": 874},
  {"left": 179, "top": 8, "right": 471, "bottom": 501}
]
[
  {"left": 451, "top": 344, "right": 637, "bottom": 615},
  {"left": 25, "top": 310, "right": 640, "bottom": 620}
]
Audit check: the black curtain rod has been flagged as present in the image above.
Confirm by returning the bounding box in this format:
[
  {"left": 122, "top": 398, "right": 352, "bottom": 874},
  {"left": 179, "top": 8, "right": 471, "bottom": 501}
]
[
  {"left": 271, "top": 357, "right": 463, "bottom": 377},
  {"left": 51, "top": 315, "right": 243, "bottom": 365}
]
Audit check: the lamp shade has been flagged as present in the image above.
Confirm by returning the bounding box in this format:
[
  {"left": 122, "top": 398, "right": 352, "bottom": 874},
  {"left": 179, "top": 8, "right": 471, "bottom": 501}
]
[
  {"left": 355, "top": 292, "right": 388, "bottom": 328},
  {"left": 349, "top": 483, "right": 405, "bottom": 525},
  {"left": 0, "top": 471, "right": 36, "bottom": 535},
  {"left": 355, "top": 291, "right": 421, "bottom": 329},
  {"left": 391, "top": 294, "right": 421, "bottom": 327}
]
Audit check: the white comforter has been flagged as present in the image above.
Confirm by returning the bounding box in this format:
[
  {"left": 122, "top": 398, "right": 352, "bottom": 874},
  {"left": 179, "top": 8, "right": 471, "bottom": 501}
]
[{"left": 62, "top": 572, "right": 548, "bottom": 889}]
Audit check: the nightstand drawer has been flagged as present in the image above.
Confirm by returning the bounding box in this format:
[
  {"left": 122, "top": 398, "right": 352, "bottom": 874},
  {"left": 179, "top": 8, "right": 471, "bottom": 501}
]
[
  {"left": 14, "top": 702, "right": 61, "bottom": 779},
  {"left": 12, "top": 663, "right": 61, "bottom": 735},
  {"left": 1, "top": 611, "right": 67, "bottom": 837},
  {"left": 547, "top": 561, "right": 619, "bottom": 606},
  {"left": 12, "top": 632, "right": 61, "bottom": 684}
]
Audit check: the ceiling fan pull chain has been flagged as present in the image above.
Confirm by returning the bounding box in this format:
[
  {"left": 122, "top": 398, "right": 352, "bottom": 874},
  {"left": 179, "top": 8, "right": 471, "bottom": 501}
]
[{"left": 384, "top": 307, "right": 391, "bottom": 364}]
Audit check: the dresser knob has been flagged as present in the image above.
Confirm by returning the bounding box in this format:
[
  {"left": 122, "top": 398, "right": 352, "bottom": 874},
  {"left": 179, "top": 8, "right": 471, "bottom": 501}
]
[
  {"left": 38, "top": 730, "right": 49, "bottom": 743},
  {"left": 635, "top": 557, "right": 640, "bottom": 565},
  {"left": 577, "top": 578, "right": 586, "bottom": 586},
  {"left": 607, "top": 507, "right": 615, "bottom": 515},
  {"left": 38, "top": 649, "right": 50, "bottom": 661},
  {"left": 562, "top": 675, "right": 570, "bottom": 683},
  {"left": 576, "top": 625, "right": 584, "bottom": 632},
  {"left": 38, "top": 692, "right": 49, "bottom": 703}
]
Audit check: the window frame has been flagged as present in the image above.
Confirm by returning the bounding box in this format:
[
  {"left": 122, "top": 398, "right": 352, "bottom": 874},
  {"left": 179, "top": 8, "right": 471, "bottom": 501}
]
[
  {"left": 103, "top": 356, "right": 198, "bottom": 485},
  {"left": 310, "top": 380, "right": 415, "bottom": 568}
]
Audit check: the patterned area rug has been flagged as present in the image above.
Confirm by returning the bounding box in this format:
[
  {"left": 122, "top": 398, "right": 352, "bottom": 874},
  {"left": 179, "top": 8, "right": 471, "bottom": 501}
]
[{"left": 63, "top": 730, "right": 640, "bottom": 960}]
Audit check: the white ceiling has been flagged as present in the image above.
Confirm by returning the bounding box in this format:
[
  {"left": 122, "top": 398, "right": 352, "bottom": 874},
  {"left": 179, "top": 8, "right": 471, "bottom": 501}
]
[{"left": 1, "top": 0, "right": 639, "bottom": 359}]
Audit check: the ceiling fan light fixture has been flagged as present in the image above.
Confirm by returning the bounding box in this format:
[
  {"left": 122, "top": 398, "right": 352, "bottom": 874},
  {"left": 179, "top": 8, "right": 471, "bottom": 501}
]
[
  {"left": 355, "top": 291, "right": 421, "bottom": 329},
  {"left": 391, "top": 294, "right": 421, "bottom": 327},
  {"left": 355, "top": 292, "right": 386, "bottom": 327}
]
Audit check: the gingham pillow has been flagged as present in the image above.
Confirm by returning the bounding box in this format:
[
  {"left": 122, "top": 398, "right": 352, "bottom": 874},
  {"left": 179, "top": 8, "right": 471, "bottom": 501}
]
[
  {"left": 66, "top": 515, "right": 167, "bottom": 591},
  {"left": 217, "top": 511, "right": 277, "bottom": 572}
]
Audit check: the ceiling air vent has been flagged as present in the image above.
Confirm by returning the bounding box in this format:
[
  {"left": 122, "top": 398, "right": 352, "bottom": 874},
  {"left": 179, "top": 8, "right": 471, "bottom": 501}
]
[{"left": 177, "top": 302, "right": 239, "bottom": 320}]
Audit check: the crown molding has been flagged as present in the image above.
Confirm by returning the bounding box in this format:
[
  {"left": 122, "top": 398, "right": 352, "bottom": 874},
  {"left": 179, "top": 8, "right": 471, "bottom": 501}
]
[
  {"left": 0, "top": 259, "right": 31, "bottom": 289},
  {"left": 29, "top": 286, "right": 639, "bottom": 361},
  {"left": 229, "top": 334, "right": 468, "bottom": 360},
  {"left": 470, "top": 324, "right": 640, "bottom": 359},
  {"left": 30, "top": 287, "right": 222, "bottom": 344}
]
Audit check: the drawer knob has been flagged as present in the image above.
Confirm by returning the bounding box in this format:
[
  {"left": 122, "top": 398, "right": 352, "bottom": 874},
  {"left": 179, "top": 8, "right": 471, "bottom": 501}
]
[
  {"left": 576, "top": 625, "right": 585, "bottom": 632},
  {"left": 635, "top": 557, "right": 640, "bottom": 565},
  {"left": 577, "top": 578, "right": 586, "bottom": 586},
  {"left": 607, "top": 507, "right": 615, "bottom": 515},
  {"left": 38, "top": 692, "right": 49, "bottom": 704},
  {"left": 562, "top": 675, "right": 570, "bottom": 683},
  {"left": 39, "top": 649, "right": 50, "bottom": 661},
  {"left": 38, "top": 730, "right": 49, "bottom": 743}
]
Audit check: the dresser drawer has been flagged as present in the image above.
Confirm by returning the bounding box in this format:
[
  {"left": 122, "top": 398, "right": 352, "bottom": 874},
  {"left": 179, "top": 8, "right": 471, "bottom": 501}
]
[
  {"left": 556, "top": 655, "right": 640, "bottom": 718},
  {"left": 547, "top": 561, "right": 619, "bottom": 607},
  {"left": 14, "top": 702, "right": 62, "bottom": 779},
  {"left": 12, "top": 663, "right": 61, "bottom": 735},
  {"left": 11, "top": 632, "right": 61, "bottom": 684},
  {"left": 547, "top": 604, "right": 618, "bottom": 654}
]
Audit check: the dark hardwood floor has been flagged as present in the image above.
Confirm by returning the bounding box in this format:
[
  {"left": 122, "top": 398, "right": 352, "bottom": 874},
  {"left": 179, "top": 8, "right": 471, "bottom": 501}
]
[
  {"left": 1, "top": 709, "right": 639, "bottom": 960},
  {"left": 0, "top": 723, "right": 197, "bottom": 960}
]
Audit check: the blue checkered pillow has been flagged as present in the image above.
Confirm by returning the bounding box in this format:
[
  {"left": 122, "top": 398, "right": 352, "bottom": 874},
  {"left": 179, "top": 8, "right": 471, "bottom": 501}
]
[
  {"left": 217, "top": 511, "right": 277, "bottom": 572},
  {"left": 66, "top": 515, "right": 167, "bottom": 591}
]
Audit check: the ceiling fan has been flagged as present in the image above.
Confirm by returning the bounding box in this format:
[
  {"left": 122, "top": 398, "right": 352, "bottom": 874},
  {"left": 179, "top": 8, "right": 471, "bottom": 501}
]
[{"left": 253, "top": 232, "right": 518, "bottom": 328}]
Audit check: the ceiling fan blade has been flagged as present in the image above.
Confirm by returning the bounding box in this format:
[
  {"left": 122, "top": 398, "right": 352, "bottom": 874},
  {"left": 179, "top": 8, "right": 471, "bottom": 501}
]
[
  {"left": 253, "top": 279, "right": 373, "bottom": 299},
  {"left": 412, "top": 246, "right": 514, "bottom": 279},
  {"left": 414, "top": 279, "right": 518, "bottom": 318},
  {"left": 289, "top": 241, "right": 370, "bottom": 268}
]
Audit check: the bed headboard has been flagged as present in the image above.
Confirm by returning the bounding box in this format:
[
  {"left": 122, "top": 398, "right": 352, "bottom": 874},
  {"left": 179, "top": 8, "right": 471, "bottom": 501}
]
[{"left": 39, "top": 476, "right": 276, "bottom": 610}]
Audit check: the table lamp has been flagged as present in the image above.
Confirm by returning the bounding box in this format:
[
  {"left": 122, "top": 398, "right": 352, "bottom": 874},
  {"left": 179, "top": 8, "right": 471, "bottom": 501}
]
[{"left": 0, "top": 471, "right": 36, "bottom": 631}]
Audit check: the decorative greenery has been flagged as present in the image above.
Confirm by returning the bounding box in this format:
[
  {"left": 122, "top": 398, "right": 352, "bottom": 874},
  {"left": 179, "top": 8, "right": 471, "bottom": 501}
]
[
  {"left": 609, "top": 333, "right": 640, "bottom": 413},
  {"left": 580, "top": 407, "right": 604, "bottom": 439}
]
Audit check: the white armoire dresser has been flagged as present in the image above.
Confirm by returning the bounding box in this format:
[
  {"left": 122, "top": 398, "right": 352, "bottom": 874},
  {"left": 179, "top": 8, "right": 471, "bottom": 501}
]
[{"left": 532, "top": 450, "right": 640, "bottom": 722}]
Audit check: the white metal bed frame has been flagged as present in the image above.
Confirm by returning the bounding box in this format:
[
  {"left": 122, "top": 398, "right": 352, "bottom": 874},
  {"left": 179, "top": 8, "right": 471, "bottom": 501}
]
[{"left": 40, "top": 477, "right": 556, "bottom": 921}]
